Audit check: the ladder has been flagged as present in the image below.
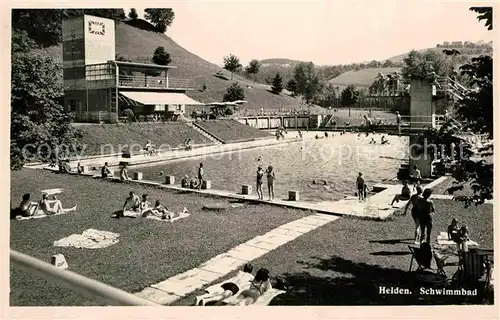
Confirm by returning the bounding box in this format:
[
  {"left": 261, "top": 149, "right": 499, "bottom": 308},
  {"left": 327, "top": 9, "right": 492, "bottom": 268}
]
[{"left": 110, "top": 89, "right": 118, "bottom": 123}]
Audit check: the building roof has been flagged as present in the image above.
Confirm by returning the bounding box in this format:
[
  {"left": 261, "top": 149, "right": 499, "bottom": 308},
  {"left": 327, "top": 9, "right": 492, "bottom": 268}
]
[
  {"left": 120, "top": 91, "right": 202, "bottom": 105},
  {"left": 112, "top": 60, "right": 177, "bottom": 70}
]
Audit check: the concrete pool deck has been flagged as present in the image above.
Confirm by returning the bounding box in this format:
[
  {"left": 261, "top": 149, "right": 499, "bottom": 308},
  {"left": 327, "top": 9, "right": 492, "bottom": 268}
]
[{"left": 38, "top": 164, "right": 448, "bottom": 221}]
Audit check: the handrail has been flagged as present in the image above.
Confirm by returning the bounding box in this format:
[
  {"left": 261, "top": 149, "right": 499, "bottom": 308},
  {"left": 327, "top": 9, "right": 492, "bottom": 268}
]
[
  {"left": 10, "top": 250, "right": 159, "bottom": 306},
  {"left": 118, "top": 76, "right": 195, "bottom": 89}
]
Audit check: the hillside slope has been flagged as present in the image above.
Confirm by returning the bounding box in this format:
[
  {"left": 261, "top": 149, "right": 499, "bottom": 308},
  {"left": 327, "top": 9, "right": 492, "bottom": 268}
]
[
  {"left": 385, "top": 45, "right": 492, "bottom": 63},
  {"left": 32, "top": 20, "right": 303, "bottom": 111},
  {"left": 328, "top": 67, "right": 401, "bottom": 89}
]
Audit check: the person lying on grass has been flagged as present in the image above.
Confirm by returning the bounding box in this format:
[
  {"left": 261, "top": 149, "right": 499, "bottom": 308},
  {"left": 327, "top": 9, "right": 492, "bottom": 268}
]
[
  {"left": 140, "top": 198, "right": 187, "bottom": 221},
  {"left": 39, "top": 193, "right": 77, "bottom": 215},
  {"left": 230, "top": 268, "right": 272, "bottom": 306},
  {"left": 195, "top": 263, "right": 255, "bottom": 306},
  {"left": 390, "top": 181, "right": 411, "bottom": 205}
]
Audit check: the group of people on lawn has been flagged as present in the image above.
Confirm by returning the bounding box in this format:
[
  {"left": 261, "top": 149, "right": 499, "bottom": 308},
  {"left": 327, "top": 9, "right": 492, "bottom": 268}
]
[
  {"left": 12, "top": 193, "right": 77, "bottom": 219},
  {"left": 118, "top": 191, "right": 186, "bottom": 220},
  {"left": 195, "top": 263, "right": 285, "bottom": 306}
]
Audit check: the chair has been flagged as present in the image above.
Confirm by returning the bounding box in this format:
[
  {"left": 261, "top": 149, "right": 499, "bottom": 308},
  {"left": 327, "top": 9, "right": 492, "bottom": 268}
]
[
  {"left": 456, "top": 249, "right": 494, "bottom": 294},
  {"left": 408, "top": 245, "right": 450, "bottom": 285}
]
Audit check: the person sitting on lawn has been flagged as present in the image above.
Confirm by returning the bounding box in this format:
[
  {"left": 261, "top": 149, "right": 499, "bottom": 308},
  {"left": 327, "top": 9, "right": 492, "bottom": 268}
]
[
  {"left": 39, "top": 193, "right": 77, "bottom": 216},
  {"left": 140, "top": 194, "right": 151, "bottom": 216},
  {"left": 101, "top": 162, "right": 112, "bottom": 178},
  {"left": 390, "top": 181, "right": 411, "bottom": 205},
  {"left": 12, "top": 193, "right": 39, "bottom": 218},
  {"left": 120, "top": 191, "right": 140, "bottom": 218},
  {"left": 196, "top": 263, "right": 255, "bottom": 306},
  {"left": 181, "top": 175, "right": 189, "bottom": 188},
  {"left": 230, "top": 268, "right": 272, "bottom": 306},
  {"left": 189, "top": 177, "right": 199, "bottom": 189},
  {"left": 120, "top": 163, "right": 130, "bottom": 182}
]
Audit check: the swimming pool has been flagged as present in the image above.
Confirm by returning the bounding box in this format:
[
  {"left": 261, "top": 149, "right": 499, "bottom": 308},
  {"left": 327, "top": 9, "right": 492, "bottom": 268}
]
[{"left": 134, "top": 132, "right": 409, "bottom": 202}]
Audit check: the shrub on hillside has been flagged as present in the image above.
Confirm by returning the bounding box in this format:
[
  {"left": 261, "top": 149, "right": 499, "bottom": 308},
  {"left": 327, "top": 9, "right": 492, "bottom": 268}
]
[
  {"left": 223, "top": 82, "right": 245, "bottom": 102},
  {"left": 271, "top": 72, "right": 283, "bottom": 94},
  {"left": 152, "top": 46, "right": 171, "bottom": 66}
]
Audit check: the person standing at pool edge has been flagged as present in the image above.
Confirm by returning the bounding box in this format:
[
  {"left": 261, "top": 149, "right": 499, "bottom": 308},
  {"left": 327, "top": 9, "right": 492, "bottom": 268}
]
[
  {"left": 256, "top": 165, "right": 265, "bottom": 200},
  {"left": 356, "top": 172, "right": 365, "bottom": 201},
  {"left": 396, "top": 111, "right": 401, "bottom": 135},
  {"left": 197, "top": 163, "right": 204, "bottom": 190},
  {"left": 266, "top": 165, "right": 275, "bottom": 201}
]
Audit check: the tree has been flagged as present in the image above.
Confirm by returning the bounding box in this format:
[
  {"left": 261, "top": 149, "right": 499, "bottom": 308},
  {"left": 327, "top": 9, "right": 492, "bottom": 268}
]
[
  {"left": 152, "top": 46, "right": 171, "bottom": 66},
  {"left": 11, "top": 30, "right": 82, "bottom": 170},
  {"left": 223, "top": 54, "right": 242, "bottom": 80},
  {"left": 128, "top": 8, "right": 138, "bottom": 19},
  {"left": 286, "top": 79, "right": 297, "bottom": 96},
  {"left": 270, "top": 73, "right": 283, "bottom": 94},
  {"left": 223, "top": 82, "right": 245, "bottom": 102},
  {"left": 470, "top": 7, "right": 492, "bottom": 30},
  {"left": 245, "top": 59, "right": 261, "bottom": 81},
  {"left": 419, "top": 7, "right": 493, "bottom": 206},
  {"left": 382, "top": 60, "right": 395, "bottom": 68},
  {"left": 144, "top": 9, "right": 175, "bottom": 33},
  {"left": 293, "top": 62, "right": 324, "bottom": 103},
  {"left": 340, "top": 85, "right": 360, "bottom": 116},
  {"left": 401, "top": 49, "right": 453, "bottom": 81},
  {"left": 367, "top": 60, "right": 381, "bottom": 68}
]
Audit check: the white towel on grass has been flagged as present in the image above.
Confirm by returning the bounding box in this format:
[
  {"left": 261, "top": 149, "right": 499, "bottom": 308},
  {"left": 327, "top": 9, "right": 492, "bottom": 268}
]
[
  {"left": 15, "top": 209, "right": 75, "bottom": 220},
  {"left": 53, "top": 229, "right": 119, "bottom": 249}
]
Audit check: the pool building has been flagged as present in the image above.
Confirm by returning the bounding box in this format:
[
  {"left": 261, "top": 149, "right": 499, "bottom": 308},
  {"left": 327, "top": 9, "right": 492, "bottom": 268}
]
[{"left": 62, "top": 14, "right": 202, "bottom": 123}]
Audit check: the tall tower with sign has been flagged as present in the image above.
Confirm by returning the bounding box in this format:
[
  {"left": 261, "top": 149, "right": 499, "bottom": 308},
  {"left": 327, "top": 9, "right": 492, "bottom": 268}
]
[{"left": 62, "top": 15, "right": 116, "bottom": 121}]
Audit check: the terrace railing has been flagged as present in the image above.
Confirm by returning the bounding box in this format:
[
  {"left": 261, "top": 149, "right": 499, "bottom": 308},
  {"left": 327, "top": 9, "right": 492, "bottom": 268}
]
[
  {"left": 10, "top": 250, "right": 158, "bottom": 306},
  {"left": 118, "top": 75, "right": 196, "bottom": 90}
]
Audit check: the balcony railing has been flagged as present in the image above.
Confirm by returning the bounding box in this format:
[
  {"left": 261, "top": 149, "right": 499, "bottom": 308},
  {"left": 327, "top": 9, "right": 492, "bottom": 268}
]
[{"left": 117, "top": 75, "right": 196, "bottom": 90}]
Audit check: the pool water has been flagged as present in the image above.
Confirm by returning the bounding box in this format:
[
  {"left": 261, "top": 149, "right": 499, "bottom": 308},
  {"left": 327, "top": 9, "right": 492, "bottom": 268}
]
[{"left": 134, "top": 132, "right": 409, "bottom": 202}]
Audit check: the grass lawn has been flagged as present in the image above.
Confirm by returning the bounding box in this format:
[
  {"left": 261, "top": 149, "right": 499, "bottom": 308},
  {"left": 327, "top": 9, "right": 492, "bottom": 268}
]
[
  {"left": 77, "top": 122, "right": 213, "bottom": 156},
  {"left": 9, "top": 169, "right": 310, "bottom": 306},
  {"left": 431, "top": 176, "right": 476, "bottom": 197},
  {"left": 195, "top": 120, "right": 273, "bottom": 143},
  {"left": 175, "top": 199, "right": 493, "bottom": 306},
  {"left": 329, "top": 67, "right": 402, "bottom": 89}
]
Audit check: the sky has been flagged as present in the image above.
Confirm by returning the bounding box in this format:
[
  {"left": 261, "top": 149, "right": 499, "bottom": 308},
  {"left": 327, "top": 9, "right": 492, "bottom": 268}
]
[{"left": 126, "top": 1, "right": 494, "bottom": 66}]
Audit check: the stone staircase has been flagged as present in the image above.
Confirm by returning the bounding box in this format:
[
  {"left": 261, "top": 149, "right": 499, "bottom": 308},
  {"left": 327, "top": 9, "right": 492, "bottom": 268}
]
[{"left": 186, "top": 122, "right": 224, "bottom": 145}]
